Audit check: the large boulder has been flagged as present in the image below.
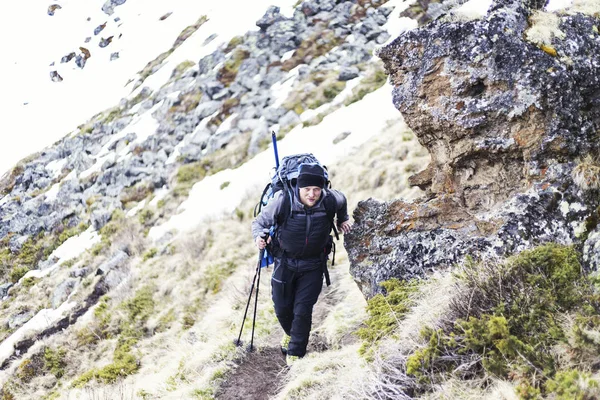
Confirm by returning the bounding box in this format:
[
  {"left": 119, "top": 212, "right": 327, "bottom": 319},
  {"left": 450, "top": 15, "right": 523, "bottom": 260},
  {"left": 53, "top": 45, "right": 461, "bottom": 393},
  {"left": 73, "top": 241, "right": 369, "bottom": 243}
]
[{"left": 346, "top": 0, "right": 600, "bottom": 298}]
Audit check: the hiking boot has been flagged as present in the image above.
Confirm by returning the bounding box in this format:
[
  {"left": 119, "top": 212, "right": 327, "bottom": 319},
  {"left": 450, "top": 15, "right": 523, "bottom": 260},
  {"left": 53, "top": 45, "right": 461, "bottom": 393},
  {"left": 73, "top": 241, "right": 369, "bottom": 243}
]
[
  {"left": 286, "top": 355, "right": 300, "bottom": 366},
  {"left": 280, "top": 333, "right": 291, "bottom": 354}
]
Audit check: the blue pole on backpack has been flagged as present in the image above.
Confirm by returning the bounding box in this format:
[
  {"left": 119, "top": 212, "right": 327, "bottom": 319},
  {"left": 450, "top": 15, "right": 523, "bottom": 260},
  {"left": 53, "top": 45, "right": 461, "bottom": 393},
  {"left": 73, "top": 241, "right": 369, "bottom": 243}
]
[{"left": 272, "top": 131, "right": 280, "bottom": 169}]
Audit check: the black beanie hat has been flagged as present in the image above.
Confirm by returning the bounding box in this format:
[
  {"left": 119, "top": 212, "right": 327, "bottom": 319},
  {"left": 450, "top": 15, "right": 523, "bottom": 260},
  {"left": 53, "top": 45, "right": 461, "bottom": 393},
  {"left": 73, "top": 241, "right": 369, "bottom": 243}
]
[{"left": 297, "top": 164, "right": 326, "bottom": 188}]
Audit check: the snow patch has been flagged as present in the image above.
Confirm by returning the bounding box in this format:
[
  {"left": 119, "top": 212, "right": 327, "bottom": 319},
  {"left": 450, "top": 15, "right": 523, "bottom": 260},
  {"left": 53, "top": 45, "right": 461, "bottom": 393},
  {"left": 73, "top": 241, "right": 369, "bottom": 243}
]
[
  {"left": 45, "top": 158, "right": 67, "bottom": 179},
  {"left": 50, "top": 226, "right": 101, "bottom": 264}
]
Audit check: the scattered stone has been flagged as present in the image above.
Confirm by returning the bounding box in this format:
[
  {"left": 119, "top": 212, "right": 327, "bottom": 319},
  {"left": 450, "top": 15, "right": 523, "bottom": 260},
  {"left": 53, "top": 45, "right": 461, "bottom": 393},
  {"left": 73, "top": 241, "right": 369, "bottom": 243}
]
[
  {"left": 0, "top": 283, "right": 13, "bottom": 299},
  {"left": 338, "top": 66, "right": 359, "bottom": 81},
  {"left": 61, "top": 52, "right": 76, "bottom": 63},
  {"left": 8, "top": 310, "right": 34, "bottom": 330},
  {"left": 51, "top": 279, "right": 77, "bottom": 309},
  {"left": 102, "top": 0, "right": 127, "bottom": 15},
  {"left": 50, "top": 71, "right": 63, "bottom": 82},
  {"left": 47, "top": 4, "right": 62, "bottom": 16},
  {"left": 99, "top": 36, "right": 114, "bottom": 48},
  {"left": 94, "top": 22, "right": 107, "bottom": 35}
]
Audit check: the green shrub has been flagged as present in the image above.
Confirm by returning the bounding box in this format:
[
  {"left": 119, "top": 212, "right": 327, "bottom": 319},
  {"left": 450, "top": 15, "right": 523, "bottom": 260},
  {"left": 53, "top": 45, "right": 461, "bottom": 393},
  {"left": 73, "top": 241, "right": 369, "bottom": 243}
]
[
  {"left": 203, "top": 261, "right": 237, "bottom": 294},
  {"left": 72, "top": 335, "right": 140, "bottom": 387},
  {"left": 138, "top": 209, "right": 154, "bottom": 226},
  {"left": 545, "top": 370, "right": 600, "bottom": 399},
  {"left": 217, "top": 48, "right": 249, "bottom": 86},
  {"left": 177, "top": 162, "right": 208, "bottom": 184},
  {"left": 121, "top": 286, "right": 155, "bottom": 323},
  {"left": 44, "top": 347, "right": 66, "bottom": 378},
  {"left": 21, "top": 276, "right": 39, "bottom": 288},
  {"left": 9, "top": 266, "right": 29, "bottom": 283},
  {"left": 404, "top": 244, "right": 599, "bottom": 397},
  {"left": 358, "top": 278, "right": 420, "bottom": 357},
  {"left": 16, "top": 359, "right": 36, "bottom": 382},
  {"left": 143, "top": 248, "right": 158, "bottom": 261},
  {"left": 171, "top": 60, "right": 196, "bottom": 80},
  {"left": 120, "top": 182, "right": 154, "bottom": 206}
]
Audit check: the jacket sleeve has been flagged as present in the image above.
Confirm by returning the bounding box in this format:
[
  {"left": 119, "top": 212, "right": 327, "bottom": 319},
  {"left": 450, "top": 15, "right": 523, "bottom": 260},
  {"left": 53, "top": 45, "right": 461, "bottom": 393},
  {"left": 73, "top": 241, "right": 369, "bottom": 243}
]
[
  {"left": 251, "top": 191, "right": 284, "bottom": 240},
  {"left": 328, "top": 189, "right": 350, "bottom": 226}
]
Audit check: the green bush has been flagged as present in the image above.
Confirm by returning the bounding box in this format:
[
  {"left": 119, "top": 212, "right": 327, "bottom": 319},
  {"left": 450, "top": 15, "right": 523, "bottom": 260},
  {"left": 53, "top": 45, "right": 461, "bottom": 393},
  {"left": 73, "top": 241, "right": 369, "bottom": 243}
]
[
  {"left": 138, "top": 209, "right": 154, "bottom": 226},
  {"left": 143, "top": 248, "right": 158, "bottom": 261},
  {"left": 404, "top": 244, "right": 600, "bottom": 397},
  {"left": 177, "top": 162, "right": 207, "bottom": 184},
  {"left": 358, "top": 278, "right": 420, "bottom": 357},
  {"left": 545, "top": 369, "right": 600, "bottom": 399},
  {"left": 44, "top": 347, "right": 66, "bottom": 378},
  {"left": 9, "top": 266, "right": 29, "bottom": 283}
]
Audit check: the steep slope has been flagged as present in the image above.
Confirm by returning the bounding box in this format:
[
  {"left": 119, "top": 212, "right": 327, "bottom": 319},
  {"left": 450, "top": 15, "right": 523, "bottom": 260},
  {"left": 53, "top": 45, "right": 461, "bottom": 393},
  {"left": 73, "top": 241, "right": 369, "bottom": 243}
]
[{"left": 0, "top": 0, "right": 426, "bottom": 398}]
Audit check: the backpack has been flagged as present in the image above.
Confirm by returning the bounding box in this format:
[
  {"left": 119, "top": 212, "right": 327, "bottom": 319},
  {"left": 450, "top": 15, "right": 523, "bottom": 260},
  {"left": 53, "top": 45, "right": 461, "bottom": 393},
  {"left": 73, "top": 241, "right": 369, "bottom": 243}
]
[{"left": 254, "top": 153, "right": 339, "bottom": 282}]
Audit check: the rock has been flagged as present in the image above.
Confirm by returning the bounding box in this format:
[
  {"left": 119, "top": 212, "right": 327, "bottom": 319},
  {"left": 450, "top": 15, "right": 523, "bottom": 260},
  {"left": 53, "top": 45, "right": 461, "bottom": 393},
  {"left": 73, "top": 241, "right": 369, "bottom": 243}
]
[
  {"left": 194, "top": 100, "right": 222, "bottom": 120},
  {"left": 263, "top": 107, "right": 287, "bottom": 124},
  {"left": 279, "top": 110, "right": 301, "bottom": 128},
  {"left": 8, "top": 310, "right": 34, "bottom": 330},
  {"left": 347, "top": 0, "right": 600, "bottom": 297},
  {"left": 61, "top": 52, "right": 76, "bottom": 63},
  {"left": 47, "top": 4, "right": 62, "bottom": 16},
  {"left": 338, "top": 66, "right": 359, "bottom": 81},
  {"left": 102, "top": 0, "right": 126, "bottom": 15},
  {"left": 75, "top": 55, "right": 86, "bottom": 69},
  {"left": 96, "top": 250, "right": 129, "bottom": 275},
  {"left": 247, "top": 117, "right": 269, "bottom": 156},
  {"left": 256, "top": 6, "right": 284, "bottom": 31},
  {"left": 51, "top": 279, "right": 77, "bottom": 309},
  {"left": 50, "top": 71, "right": 63, "bottom": 82},
  {"left": 94, "top": 22, "right": 107, "bottom": 36},
  {"left": 0, "top": 283, "right": 13, "bottom": 299},
  {"left": 8, "top": 235, "right": 29, "bottom": 253},
  {"left": 70, "top": 267, "right": 90, "bottom": 278},
  {"left": 99, "top": 36, "right": 114, "bottom": 48},
  {"left": 91, "top": 208, "right": 113, "bottom": 230}
]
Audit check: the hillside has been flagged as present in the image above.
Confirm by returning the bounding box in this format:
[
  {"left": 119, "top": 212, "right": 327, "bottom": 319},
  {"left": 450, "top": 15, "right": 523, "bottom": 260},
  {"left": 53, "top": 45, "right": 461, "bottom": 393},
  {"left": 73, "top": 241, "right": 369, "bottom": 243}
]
[{"left": 0, "top": 0, "right": 599, "bottom": 399}]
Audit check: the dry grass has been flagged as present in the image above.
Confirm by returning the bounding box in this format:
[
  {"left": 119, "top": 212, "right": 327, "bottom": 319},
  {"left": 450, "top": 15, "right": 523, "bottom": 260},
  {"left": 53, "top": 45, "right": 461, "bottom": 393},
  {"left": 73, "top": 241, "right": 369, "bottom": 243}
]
[
  {"left": 1, "top": 103, "right": 431, "bottom": 399},
  {"left": 572, "top": 155, "right": 600, "bottom": 191}
]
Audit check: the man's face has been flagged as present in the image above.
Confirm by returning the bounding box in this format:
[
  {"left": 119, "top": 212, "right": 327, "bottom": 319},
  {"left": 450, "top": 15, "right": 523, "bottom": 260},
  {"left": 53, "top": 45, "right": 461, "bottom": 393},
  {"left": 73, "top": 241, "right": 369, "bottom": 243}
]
[{"left": 299, "top": 186, "right": 322, "bottom": 208}]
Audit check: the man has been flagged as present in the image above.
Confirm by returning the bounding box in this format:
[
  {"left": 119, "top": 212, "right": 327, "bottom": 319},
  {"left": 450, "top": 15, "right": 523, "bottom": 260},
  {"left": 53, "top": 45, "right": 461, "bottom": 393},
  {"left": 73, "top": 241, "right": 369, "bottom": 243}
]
[{"left": 252, "top": 163, "right": 352, "bottom": 366}]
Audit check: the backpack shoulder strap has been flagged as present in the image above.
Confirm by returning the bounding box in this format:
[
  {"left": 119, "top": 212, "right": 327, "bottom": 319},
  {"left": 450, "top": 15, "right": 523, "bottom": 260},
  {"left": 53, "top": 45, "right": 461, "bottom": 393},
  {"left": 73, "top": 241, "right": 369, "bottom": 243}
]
[
  {"left": 323, "top": 194, "right": 339, "bottom": 240},
  {"left": 276, "top": 188, "right": 293, "bottom": 226}
]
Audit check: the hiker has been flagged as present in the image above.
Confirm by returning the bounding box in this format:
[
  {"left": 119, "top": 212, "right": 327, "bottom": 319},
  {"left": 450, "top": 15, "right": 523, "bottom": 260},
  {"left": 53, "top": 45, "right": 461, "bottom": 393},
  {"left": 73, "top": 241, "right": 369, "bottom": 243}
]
[{"left": 251, "top": 163, "right": 352, "bottom": 366}]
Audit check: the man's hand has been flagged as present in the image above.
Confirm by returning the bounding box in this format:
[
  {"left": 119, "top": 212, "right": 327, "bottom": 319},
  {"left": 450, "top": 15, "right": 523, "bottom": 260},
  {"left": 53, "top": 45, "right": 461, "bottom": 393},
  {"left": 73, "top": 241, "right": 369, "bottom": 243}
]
[
  {"left": 339, "top": 220, "right": 353, "bottom": 234},
  {"left": 255, "top": 232, "right": 271, "bottom": 249}
]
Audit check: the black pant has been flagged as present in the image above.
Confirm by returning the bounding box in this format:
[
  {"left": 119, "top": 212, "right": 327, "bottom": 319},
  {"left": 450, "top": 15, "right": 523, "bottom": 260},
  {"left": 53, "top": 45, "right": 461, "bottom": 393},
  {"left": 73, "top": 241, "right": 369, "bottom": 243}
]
[{"left": 271, "top": 258, "right": 324, "bottom": 357}]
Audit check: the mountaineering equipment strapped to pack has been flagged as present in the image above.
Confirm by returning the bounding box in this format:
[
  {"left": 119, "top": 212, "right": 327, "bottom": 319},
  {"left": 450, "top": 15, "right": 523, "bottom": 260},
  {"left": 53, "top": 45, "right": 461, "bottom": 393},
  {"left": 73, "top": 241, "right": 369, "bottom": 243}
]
[{"left": 253, "top": 132, "right": 339, "bottom": 285}]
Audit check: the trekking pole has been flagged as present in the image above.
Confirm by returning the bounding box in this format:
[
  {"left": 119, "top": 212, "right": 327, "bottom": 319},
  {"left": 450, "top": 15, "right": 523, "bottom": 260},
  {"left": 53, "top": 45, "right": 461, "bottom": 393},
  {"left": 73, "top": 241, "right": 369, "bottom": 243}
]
[
  {"left": 234, "top": 237, "right": 267, "bottom": 349},
  {"left": 247, "top": 248, "right": 263, "bottom": 352},
  {"left": 272, "top": 131, "right": 280, "bottom": 169},
  {"left": 233, "top": 248, "right": 263, "bottom": 348}
]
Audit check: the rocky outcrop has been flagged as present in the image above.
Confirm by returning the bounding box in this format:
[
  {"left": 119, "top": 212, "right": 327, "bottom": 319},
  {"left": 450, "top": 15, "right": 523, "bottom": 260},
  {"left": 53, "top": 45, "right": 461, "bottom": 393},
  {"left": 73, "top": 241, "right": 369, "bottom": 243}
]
[{"left": 347, "top": 0, "right": 600, "bottom": 298}]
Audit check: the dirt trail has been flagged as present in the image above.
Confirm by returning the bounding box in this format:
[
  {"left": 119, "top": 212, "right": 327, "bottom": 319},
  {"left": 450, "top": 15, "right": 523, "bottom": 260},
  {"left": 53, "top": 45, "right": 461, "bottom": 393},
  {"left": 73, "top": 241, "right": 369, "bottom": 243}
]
[{"left": 215, "top": 267, "right": 343, "bottom": 400}]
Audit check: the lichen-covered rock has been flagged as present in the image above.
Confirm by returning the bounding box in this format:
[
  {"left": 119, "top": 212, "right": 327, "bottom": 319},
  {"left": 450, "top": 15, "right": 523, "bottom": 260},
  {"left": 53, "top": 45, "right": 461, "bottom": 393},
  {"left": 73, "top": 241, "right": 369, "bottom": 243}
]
[{"left": 347, "top": 0, "right": 600, "bottom": 297}]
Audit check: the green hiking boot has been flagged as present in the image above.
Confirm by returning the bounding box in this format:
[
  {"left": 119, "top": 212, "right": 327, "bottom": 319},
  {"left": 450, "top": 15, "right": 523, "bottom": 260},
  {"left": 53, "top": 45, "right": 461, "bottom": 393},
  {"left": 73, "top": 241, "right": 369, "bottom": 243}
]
[
  {"left": 280, "top": 333, "right": 291, "bottom": 354},
  {"left": 286, "top": 355, "right": 300, "bottom": 366}
]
